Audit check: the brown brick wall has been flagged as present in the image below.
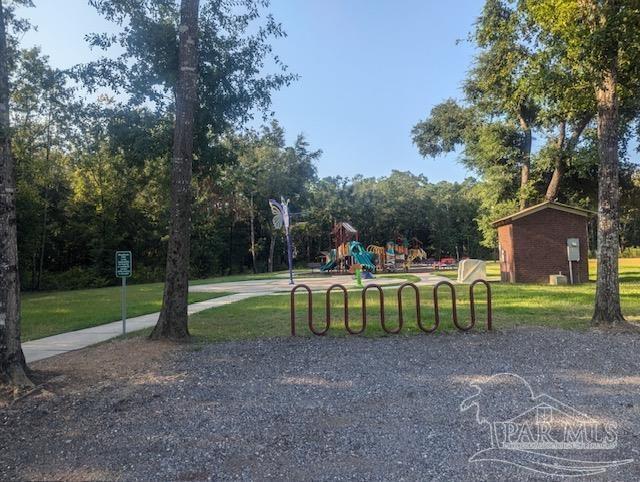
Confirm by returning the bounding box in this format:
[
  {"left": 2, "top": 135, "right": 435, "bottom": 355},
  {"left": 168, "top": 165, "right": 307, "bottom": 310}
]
[
  {"left": 511, "top": 209, "right": 589, "bottom": 283},
  {"left": 497, "top": 224, "right": 515, "bottom": 282}
]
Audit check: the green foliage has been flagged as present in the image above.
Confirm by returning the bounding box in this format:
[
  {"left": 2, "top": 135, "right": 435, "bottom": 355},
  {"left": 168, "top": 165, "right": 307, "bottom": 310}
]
[
  {"left": 81, "top": 0, "right": 296, "bottom": 158},
  {"left": 411, "top": 100, "right": 472, "bottom": 157},
  {"left": 10, "top": 0, "right": 640, "bottom": 292},
  {"left": 412, "top": 0, "right": 640, "bottom": 248}
]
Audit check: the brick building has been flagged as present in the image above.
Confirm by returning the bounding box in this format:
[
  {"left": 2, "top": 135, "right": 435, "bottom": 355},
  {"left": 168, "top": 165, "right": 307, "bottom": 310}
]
[{"left": 491, "top": 202, "right": 592, "bottom": 284}]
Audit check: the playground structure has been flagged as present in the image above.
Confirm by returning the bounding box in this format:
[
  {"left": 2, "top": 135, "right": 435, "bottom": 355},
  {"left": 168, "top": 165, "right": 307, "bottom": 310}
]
[
  {"left": 320, "top": 222, "right": 376, "bottom": 273},
  {"left": 319, "top": 222, "right": 453, "bottom": 274},
  {"left": 367, "top": 237, "right": 428, "bottom": 272},
  {"left": 290, "top": 279, "right": 492, "bottom": 335}
]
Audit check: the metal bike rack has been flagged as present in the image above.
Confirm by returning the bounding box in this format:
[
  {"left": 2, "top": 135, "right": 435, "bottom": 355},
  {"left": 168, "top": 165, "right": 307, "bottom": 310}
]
[
  {"left": 396, "top": 282, "right": 420, "bottom": 334},
  {"left": 361, "top": 284, "right": 384, "bottom": 334},
  {"left": 470, "top": 279, "right": 492, "bottom": 331},
  {"left": 433, "top": 280, "right": 465, "bottom": 331},
  {"left": 290, "top": 279, "right": 493, "bottom": 336},
  {"left": 326, "top": 284, "right": 348, "bottom": 335},
  {"left": 290, "top": 284, "right": 312, "bottom": 336}
]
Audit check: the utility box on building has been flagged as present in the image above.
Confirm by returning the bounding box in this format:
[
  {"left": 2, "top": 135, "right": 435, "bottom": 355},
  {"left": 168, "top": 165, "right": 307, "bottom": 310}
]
[{"left": 492, "top": 202, "right": 592, "bottom": 284}]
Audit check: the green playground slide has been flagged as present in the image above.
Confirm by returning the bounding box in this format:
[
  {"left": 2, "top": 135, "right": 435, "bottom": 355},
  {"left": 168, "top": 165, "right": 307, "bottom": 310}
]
[
  {"left": 320, "top": 243, "right": 375, "bottom": 272},
  {"left": 320, "top": 260, "right": 337, "bottom": 271},
  {"left": 349, "top": 241, "right": 376, "bottom": 272},
  {"left": 320, "top": 249, "right": 337, "bottom": 271}
]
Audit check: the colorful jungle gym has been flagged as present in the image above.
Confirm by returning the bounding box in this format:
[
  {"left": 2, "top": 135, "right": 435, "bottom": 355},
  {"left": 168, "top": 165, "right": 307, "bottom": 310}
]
[
  {"left": 320, "top": 222, "right": 428, "bottom": 274},
  {"left": 367, "top": 237, "right": 427, "bottom": 272},
  {"left": 320, "top": 222, "right": 376, "bottom": 273}
]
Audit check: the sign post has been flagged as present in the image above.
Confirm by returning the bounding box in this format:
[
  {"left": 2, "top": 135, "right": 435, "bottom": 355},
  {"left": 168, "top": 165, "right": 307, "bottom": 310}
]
[{"left": 115, "top": 251, "right": 132, "bottom": 334}]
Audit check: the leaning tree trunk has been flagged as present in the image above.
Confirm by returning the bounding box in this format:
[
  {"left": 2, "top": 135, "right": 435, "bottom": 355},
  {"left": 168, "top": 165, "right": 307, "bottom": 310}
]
[
  {"left": 545, "top": 116, "right": 592, "bottom": 202},
  {"left": 0, "top": 0, "right": 32, "bottom": 387},
  {"left": 545, "top": 122, "right": 566, "bottom": 202},
  {"left": 151, "top": 0, "right": 200, "bottom": 340},
  {"left": 592, "top": 62, "right": 624, "bottom": 325},
  {"left": 518, "top": 116, "right": 532, "bottom": 210}
]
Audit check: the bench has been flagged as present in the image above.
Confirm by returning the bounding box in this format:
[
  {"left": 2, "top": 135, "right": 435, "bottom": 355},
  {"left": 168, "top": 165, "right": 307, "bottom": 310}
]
[{"left": 307, "top": 262, "right": 322, "bottom": 273}]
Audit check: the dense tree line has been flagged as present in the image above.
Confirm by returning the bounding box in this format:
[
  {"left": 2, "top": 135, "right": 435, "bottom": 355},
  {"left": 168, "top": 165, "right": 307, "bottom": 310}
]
[
  {"left": 13, "top": 90, "right": 487, "bottom": 290},
  {"left": 412, "top": 0, "right": 640, "bottom": 324},
  {"left": 11, "top": 0, "right": 640, "bottom": 295},
  {"left": 5, "top": 0, "right": 493, "bottom": 293}
]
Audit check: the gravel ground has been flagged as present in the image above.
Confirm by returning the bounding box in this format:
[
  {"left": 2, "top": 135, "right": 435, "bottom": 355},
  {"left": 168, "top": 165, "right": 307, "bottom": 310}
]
[{"left": 1, "top": 328, "right": 640, "bottom": 481}]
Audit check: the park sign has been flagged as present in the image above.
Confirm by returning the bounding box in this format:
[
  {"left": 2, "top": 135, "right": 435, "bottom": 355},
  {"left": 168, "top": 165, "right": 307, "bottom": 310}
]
[
  {"left": 115, "top": 251, "right": 132, "bottom": 335},
  {"left": 115, "top": 251, "right": 132, "bottom": 278}
]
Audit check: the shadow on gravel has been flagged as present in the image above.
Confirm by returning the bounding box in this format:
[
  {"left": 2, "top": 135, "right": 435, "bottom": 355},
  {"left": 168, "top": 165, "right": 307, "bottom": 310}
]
[{"left": 1, "top": 329, "right": 639, "bottom": 480}]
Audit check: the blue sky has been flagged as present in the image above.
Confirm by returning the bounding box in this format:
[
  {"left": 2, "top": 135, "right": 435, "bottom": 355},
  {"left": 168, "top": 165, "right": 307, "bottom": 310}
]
[{"left": 18, "top": 0, "right": 484, "bottom": 182}]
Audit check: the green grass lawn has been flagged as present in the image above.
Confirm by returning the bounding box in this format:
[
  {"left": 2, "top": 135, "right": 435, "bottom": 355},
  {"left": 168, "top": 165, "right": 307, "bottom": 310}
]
[
  {"left": 20, "top": 269, "right": 416, "bottom": 342},
  {"left": 187, "top": 258, "right": 640, "bottom": 342},
  {"left": 22, "top": 284, "right": 231, "bottom": 342}
]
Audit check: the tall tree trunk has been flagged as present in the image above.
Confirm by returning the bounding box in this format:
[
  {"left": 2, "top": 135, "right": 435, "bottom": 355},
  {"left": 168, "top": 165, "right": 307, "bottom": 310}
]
[
  {"left": 592, "top": 62, "right": 624, "bottom": 324},
  {"left": 518, "top": 115, "right": 532, "bottom": 210},
  {"left": 151, "top": 0, "right": 200, "bottom": 340},
  {"left": 249, "top": 194, "right": 257, "bottom": 273},
  {"left": 36, "top": 197, "right": 47, "bottom": 291},
  {"left": 545, "top": 122, "right": 566, "bottom": 202},
  {"left": 228, "top": 218, "right": 235, "bottom": 273},
  {"left": 545, "top": 116, "right": 592, "bottom": 201},
  {"left": 545, "top": 160, "right": 563, "bottom": 202},
  {"left": 37, "top": 112, "right": 53, "bottom": 290},
  {"left": 268, "top": 234, "right": 275, "bottom": 273},
  {"left": 0, "top": 0, "right": 32, "bottom": 387}
]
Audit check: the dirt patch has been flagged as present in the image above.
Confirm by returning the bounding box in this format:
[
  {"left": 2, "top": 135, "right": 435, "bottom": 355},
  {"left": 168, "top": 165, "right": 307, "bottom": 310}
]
[{"left": 0, "top": 338, "right": 179, "bottom": 408}]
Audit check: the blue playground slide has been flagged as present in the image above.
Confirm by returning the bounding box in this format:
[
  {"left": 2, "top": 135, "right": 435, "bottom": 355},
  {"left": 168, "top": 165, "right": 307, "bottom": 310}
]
[
  {"left": 320, "top": 249, "right": 337, "bottom": 271},
  {"left": 349, "top": 241, "right": 376, "bottom": 272},
  {"left": 320, "top": 243, "right": 376, "bottom": 272}
]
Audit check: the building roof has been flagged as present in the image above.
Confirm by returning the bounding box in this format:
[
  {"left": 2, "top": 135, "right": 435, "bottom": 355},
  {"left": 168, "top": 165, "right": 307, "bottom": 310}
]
[
  {"left": 491, "top": 201, "right": 594, "bottom": 228},
  {"left": 332, "top": 221, "right": 358, "bottom": 234}
]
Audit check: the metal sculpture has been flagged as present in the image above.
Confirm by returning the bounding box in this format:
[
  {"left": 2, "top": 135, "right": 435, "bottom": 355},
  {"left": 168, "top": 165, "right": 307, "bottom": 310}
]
[{"left": 269, "top": 197, "right": 294, "bottom": 285}]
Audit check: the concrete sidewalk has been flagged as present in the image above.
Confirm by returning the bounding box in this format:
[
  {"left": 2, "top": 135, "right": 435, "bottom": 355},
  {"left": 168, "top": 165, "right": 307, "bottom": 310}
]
[
  {"left": 23, "top": 292, "right": 266, "bottom": 363},
  {"left": 24, "top": 273, "right": 455, "bottom": 363}
]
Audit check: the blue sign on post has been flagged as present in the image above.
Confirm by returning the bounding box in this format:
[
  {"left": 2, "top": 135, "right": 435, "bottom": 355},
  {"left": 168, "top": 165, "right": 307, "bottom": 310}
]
[{"left": 115, "top": 251, "right": 132, "bottom": 334}]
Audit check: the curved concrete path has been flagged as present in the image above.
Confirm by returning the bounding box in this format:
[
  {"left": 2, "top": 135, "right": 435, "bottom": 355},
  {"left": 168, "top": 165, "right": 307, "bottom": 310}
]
[
  {"left": 188, "top": 272, "right": 454, "bottom": 294},
  {"left": 24, "top": 273, "right": 453, "bottom": 363}
]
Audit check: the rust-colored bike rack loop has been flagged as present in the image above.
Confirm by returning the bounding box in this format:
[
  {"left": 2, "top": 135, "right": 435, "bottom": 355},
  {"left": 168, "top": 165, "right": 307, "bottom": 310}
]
[
  {"left": 433, "top": 279, "right": 492, "bottom": 331},
  {"left": 470, "top": 279, "right": 492, "bottom": 331},
  {"left": 326, "top": 284, "right": 350, "bottom": 334},
  {"left": 290, "top": 284, "right": 312, "bottom": 336},
  {"left": 395, "top": 283, "right": 417, "bottom": 334},
  {"left": 291, "top": 279, "right": 492, "bottom": 336},
  {"left": 361, "top": 284, "right": 385, "bottom": 334}
]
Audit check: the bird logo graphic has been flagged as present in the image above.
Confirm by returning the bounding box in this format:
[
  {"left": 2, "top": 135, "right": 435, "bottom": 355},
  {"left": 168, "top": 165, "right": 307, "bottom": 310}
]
[{"left": 460, "top": 373, "right": 634, "bottom": 477}]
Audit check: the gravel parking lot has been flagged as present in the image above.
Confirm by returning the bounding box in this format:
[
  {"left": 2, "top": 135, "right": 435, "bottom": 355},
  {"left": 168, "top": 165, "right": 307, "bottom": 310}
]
[{"left": 2, "top": 328, "right": 640, "bottom": 481}]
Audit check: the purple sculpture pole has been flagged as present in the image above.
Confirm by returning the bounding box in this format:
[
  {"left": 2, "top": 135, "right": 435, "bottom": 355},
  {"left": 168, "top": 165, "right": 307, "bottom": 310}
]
[
  {"left": 286, "top": 225, "right": 294, "bottom": 285},
  {"left": 282, "top": 199, "right": 294, "bottom": 285}
]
